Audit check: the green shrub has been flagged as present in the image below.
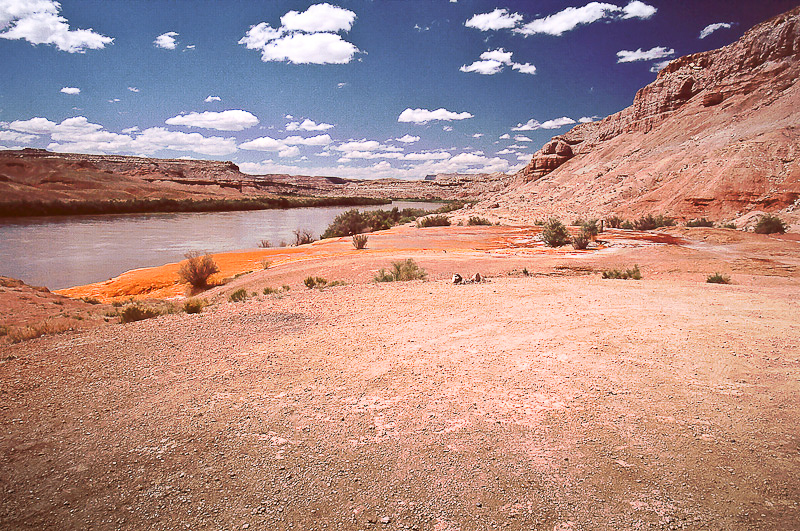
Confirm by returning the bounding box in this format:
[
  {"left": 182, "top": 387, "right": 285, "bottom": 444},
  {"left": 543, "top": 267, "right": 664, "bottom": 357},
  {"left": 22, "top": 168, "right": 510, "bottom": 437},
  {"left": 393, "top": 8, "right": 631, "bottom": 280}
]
[
  {"left": 375, "top": 259, "right": 427, "bottom": 282},
  {"left": 229, "top": 288, "right": 248, "bottom": 302},
  {"left": 183, "top": 298, "right": 207, "bottom": 314},
  {"left": 322, "top": 207, "right": 434, "bottom": 238},
  {"left": 178, "top": 251, "right": 219, "bottom": 289},
  {"left": 754, "top": 214, "right": 787, "bottom": 234},
  {"left": 621, "top": 220, "right": 634, "bottom": 230},
  {"left": 606, "top": 216, "right": 624, "bottom": 229},
  {"left": 602, "top": 265, "right": 642, "bottom": 280},
  {"left": 417, "top": 215, "right": 450, "bottom": 228},
  {"left": 120, "top": 305, "right": 162, "bottom": 323},
  {"left": 304, "top": 276, "right": 328, "bottom": 289},
  {"left": 572, "top": 231, "right": 590, "bottom": 250},
  {"left": 540, "top": 218, "right": 571, "bottom": 247},
  {"left": 686, "top": 218, "right": 714, "bottom": 228},
  {"left": 633, "top": 214, "right": 675, "bottom": 231},
  {"left": 467, "top": 216, "right": 492, "bottom": 226},
  {"left": 706, "top": 272, "right": 731, "bottom": 284},
  {"left": 352, "top": 233, "right": 369, "bottom": 249},
  {"left": 293, "top": 229, "right": 316, "bottom": 246},
  {"left": 580, "top": 219, "right": 599, "bottom": 237}
]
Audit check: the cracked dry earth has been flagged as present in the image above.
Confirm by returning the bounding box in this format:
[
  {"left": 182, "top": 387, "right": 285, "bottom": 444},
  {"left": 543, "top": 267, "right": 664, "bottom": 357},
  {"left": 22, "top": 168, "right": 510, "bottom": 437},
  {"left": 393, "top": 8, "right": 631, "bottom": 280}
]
[{"left": 2, "top": 247, "right": 800, "bottom": 529}]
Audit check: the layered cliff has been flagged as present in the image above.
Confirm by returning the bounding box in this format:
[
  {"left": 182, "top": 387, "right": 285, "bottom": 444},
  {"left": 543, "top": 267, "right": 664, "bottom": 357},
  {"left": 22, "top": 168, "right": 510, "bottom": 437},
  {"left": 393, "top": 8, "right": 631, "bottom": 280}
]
[{"left": 504, "top": 6, "right": 800, "bottom": 222}]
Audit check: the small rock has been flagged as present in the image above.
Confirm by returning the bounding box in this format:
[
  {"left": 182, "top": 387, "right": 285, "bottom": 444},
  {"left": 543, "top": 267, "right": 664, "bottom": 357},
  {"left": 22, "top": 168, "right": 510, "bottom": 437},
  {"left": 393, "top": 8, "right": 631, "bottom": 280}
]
[
  {"left": 242, "top": 524, "right": 250, "bottom": 529},
  {"left": 470, "top": 272, "right": 482, "bottom": 283},
  {"left": 452, "top": 274, "right": 463, "bottom": 284},
  {"left": 381, "top": 516, "right": 391, "bottom": 524}
]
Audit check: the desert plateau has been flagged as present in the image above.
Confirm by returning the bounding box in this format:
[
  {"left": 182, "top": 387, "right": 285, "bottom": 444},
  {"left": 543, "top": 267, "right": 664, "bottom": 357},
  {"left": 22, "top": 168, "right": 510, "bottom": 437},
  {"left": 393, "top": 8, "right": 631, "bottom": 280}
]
[{"left": 2, "top": 2, "right": 800, "bottom": 531}]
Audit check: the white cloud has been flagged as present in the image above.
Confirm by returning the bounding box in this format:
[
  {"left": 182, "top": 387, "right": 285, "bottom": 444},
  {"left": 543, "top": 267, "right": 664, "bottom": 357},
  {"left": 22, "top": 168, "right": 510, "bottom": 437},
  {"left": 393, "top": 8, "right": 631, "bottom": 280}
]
[
  {"left": 108, "top": 98, "right": 120, "bottom": 103},
  {"left": 578, "top": 116, "right": 597, "bottom": 123},
  {"left": 512, "top": 116, "right": 576, "bottom": 131},
  {"left": 472, "top": 133, "right": 483, "bottom": 138},
  {"left": 185, "top": 44, "right": 195, "bottom": 50},
  {"left": 465, "top": 8, "right": 522, "bottom": 31},
  {"left": 204, "top": 95, "right": 221, "bottom": 102},
  {"left": 285, "top": 134, "right": 332, "bottom": 146},
  {"left": 616, "top": 46, "right": 674, "bottom": 63},
  {"left": 499, "top": 133, "right": 511, "bottom": 140},
  {"left": 507, "top": 144, "right": 527, "bottom": 149},
  {"left": 337, "top": 82, "right": 347, "bottom": 88},
  {"left": 278, "top": 146, "right": 300, "bottom": 158},
  {"left": 511, "top": 62, "right": 537, "bottom": 75},
  {"left": 514, "top": 135, "right": 532, "bottom": 142},
  {"left": 239, "top": 136, "right": 284, "bottom": 151},
  {"left": 60, "top": 86, "right": 80, "bottom": 95},
  {"left": 442, "top": 125, "right": 453, "bottom": 132},
  {"left": 127, "top": 86, "right": 139, "bottom": 92},
  {"left": 515, "top": 1, "right": 656, "bottom": 36},
  {"left": 622, "top": 1, "right": 657, "bottom": 19},
  {"left": 121, "top": 126, "right": 139, "bottom": 134},
  {"left": 403, "top": 151, "right": 450, "bottom": 160},
  {"left": 240, "top": 134, "right": 332, "bottom": 152},
  {"left": 281, "top": 3, "right": 356, "bottom": 33},
  {"left": 480, "top": 48, "right": 514, "bottom": 64},
  {"left": 336, "top": 139, "right": 383, "bottom": 151},
  {"left": 165, "top": 110, "right": 259, "bottom": 131},
  {"left": 395, "top": 134, "right": 420, "bottom": 143},
  {"left": 131, "top": 128, "right": 237, "bottom": 156},
  {"left": 154, "top": 31, "right": 178, "bottom": 49},
  {"left": 0, "top": 0, "right": 113, "bottom": 52},
  {"left": 517, "top": 153, "right": 532, "bottom": 161},
  {"left": 414, "top": 23, "right": 429, "bottom": 32},
  {"left": 650, "top": 60, "right": 671, "bottom": 73},
  {"left": 495, "top": 148, "right": 515, "bottom": 155},
  {"left": 699, "top": 22, "right": 732, "bottom": 39},
  {"left": 7, "top": 117, "right": 57, "bottom": 134},
  {"left": 460, "top": 59, "right": 504, "bottom": 75},
  {"left": 0, "top": 130, "right": 36, "bottom": 143},
  {"left": 398, "top": 108, "right": 473, "bottom": 124},
  {"left": 239, "top": 4, "right": 360, "bottom": 65},
  {"left": 286, "top": 118, "right": 334, "bottom": 131}
]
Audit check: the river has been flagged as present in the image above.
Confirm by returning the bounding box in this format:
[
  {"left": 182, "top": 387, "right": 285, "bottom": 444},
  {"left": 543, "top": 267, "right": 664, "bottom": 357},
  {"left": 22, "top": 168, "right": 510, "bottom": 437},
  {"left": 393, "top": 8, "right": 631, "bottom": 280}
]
[{"left": 0, "top": 201, "right": 441, "bottom": 290}]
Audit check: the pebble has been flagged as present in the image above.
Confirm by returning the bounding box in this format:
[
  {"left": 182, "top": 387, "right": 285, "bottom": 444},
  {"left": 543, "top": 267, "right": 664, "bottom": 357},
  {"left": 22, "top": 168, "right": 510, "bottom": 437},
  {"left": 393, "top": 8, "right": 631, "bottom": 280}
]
[{"left": 381, "top": 516, "right": 391, "bottom": 524}]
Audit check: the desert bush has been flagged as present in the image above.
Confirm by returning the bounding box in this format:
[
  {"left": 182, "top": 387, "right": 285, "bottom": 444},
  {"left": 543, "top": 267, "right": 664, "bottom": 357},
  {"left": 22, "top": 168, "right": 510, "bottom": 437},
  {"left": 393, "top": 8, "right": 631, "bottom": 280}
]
[
  {"left": 580, "top": 219, "right": 599, "bottom": 237},
  {"left": 522, "top": 267, "right": 530, "bottom": 276},
  {"left": 374, "top": 259, "right": 427, "bottom": 282},
  {"left": 178, "top": 251, "right": 219, "bottom": 288},
  {"left": 352, "top": 233, "right": 369, "bottom": 249},
  {"left": 260, "top": 259, "right": 272, "bottom": 270},
  {"left": 606, "top": 216, "right": 624, "bottom": 228},
  {"left": 120, "top": 305, "right": 162, "bottom": 323},
  {"left": 467, "top": 216, "right": 492, "bottom": 226},
  {"left": 263, "top": 285, "right": 290, "bottom": 295},
  {"left": 183, "top": 298, "right": 207, "bottom": 314},
  {"left": 79, "top": 296, "right": 101, "bottom": 305},
  {"left": 686, "top": 218, "right": 714, "bottom": 228},
  {"left": 293, "top": 229, "right": 316, "bottom": 246},
  {"left": 258, "top": 239, "right": 271, "bottom": 248},
  {"left": 417, "top": 215, "right": 450, "bottom": 228},
  {"left": 602, "top": 265, "right": 642, "bottom": 280},
  {"left": 706, "top": 272, "right": 731, "bottom": 284},
  {"left": 633, "top": 214, "right": 675, "bottom": 231},
  {"left": 754, "top": 214, "right": 787, "bottom": 234},
  {"left": 721, "top": 222, "right": 737, "bottom": 229},
  {"left": 282, "top": 284, "right": 291, "bottom": 291},
  {"left": 304, "top": 276, "right": 328, "bottom": 289},
  {"left": 621, "top": 220, "right": 634, "bottom": 230},
  {"left": 533, "top": 219, "right": 545, "bottom": 226},
  {"left": 572, "top": 231, "right": 590, "bottom": 250},
  {"left": 540, "top": 218, "right": 571, "bottom": 247},
  {"left": 229, "top": 288, "right": 248, "bottom": 302}
]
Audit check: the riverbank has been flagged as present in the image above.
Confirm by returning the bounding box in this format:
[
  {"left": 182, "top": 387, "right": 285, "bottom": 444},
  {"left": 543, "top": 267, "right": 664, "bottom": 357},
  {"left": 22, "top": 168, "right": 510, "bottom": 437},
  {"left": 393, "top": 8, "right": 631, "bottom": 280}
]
[{"left": 3, "top": 224, "right": 800, "bottom": 530}]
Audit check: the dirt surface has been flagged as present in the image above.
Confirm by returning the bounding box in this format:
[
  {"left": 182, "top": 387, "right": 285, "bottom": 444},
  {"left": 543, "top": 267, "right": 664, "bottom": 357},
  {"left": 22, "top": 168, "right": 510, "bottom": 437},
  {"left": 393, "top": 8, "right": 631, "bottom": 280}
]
[{"left": 2, "top": 226, "right": 800, "bottom": 530}]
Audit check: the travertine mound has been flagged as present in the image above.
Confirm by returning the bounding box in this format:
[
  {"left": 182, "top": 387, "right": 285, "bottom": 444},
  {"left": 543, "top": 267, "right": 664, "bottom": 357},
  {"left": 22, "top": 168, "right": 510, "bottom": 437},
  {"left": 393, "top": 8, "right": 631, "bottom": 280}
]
[{"left": 502, "top": 6, "right": 800, "bottom": 223}]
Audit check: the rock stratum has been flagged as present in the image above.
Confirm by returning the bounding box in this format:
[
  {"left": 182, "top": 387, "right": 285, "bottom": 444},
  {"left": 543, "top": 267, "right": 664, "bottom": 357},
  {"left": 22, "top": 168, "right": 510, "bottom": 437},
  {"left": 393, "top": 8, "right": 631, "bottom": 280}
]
[
  {"left": 0, "top": 148, "right": 511, "bottom": 207},
  {"left": 489, "top": 6, "right": 800, "bottom": 223}
]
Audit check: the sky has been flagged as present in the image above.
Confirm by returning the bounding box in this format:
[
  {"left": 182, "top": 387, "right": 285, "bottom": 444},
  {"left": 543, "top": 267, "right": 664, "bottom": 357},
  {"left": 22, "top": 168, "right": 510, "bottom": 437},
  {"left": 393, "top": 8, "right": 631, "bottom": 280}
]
[{"left": 0, "top": 0, "right": 797, "bottom": 179}]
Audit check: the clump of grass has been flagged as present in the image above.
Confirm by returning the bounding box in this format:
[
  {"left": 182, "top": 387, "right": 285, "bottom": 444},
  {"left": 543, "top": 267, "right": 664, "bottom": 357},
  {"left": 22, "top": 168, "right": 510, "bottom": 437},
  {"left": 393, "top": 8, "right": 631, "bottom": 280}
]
[
  {"left": 263, "top": 285, "right": 291, "bottom": 295},
  {"left": 686, "top": 218, "right": 714, "bottom": 228},
  {"left": 720, "top": 222, "right": 737, "bottom": 229},
  {"left": 606, "top": 216, "right": 624, "bottom": 229},
  {"left": 540, "top": 217, "right": 571, "bottom": 247},
  {"left": 754, "top": 214, "right": 787, "bottom": 234},
  {"left": 120, "top": 305, "right": 162, "bottom": 323},
  {"left": 352, "top": 233, "right": 369, "bottom": 249},
  {"left": 178, "top": 251, "right": 219, "bottom": 289},
  {"left": 417, "top": 215, "right": 450, "bottom": 228},
  {"left": 183, "top": 298, "right": 207, "bottom": 314},
  {"left": 633, "top": 214, "right": 675, "bottom": 231},
  {"left": 293, "top": 229, "right": 316, "bottom": 246},
  {"left": 79, "top": 296, "right": 101, "bottom": 305},
  {"left": 304, "top": 276, "right": 328, "bottom": 289},
  {"left": 602, "top": 265, "right": 642, "bottom": 280},
  {"left": 228, "top": 288, "right": 248, "bottom": 302},
  {"left": 467, "top": 216, "right": 492, "bottom": 226},
  {"left": 260, "top": 259, "right": 272, "bottom": 270},
  {"left": 258, "top": 239, "right": 271, "bottom": 248},
  {"left": 572, "top": 231, "right": 590, "bottom": 250},
  {"left": 706, "top": 272, "right": 731, "bottom": 284},
  {"left": 281, "top": 284, "right": 291, "bottom": 291},
  {"left": 7, "top": 320, "right": 73, "bottom": 343},
  {"left": 375, "top": 259, "right": 427, "bottom": 282}
]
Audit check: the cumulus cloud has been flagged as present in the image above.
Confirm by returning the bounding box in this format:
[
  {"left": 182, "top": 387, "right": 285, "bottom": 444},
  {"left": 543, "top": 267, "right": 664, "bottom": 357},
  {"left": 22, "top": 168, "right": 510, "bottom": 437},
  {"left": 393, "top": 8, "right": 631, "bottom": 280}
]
[
  {"left": 699, "top": 22, "right": 732, "bottom": 39},
  {"left": 0, "top": 0, "right": 113, "bottom": 52},
  {"left": 395, "top": 134, "right": 420, "bottom": 143},
  {"left": 512, "top": 116, "right": 576, "bottom": 131},
  {"left": 165, "top": 110, "right": 259, "bottom": 131},
  {"left": 286, "top": 118, "right": 334, "bottom": 131},
  {"left": 336, "top": 139, "right": 384, "bottom": 151},
  {"left": 60, "top": 87, "right": 80, "bottom": 95},
  {"left": 499, "top": 133, "right": 511, "bottom": 140},
  {"left": 131, "top": 128, "right": 237, "bottom": 156},
  {"left": 239, "top": 3, "right": 360, "bottom": 64},
  {"left": 7, "top": 117, "right": 57, "bottom": 134},
  {"left": 460, "top": 59, "right": 504, "bottom": 75},
  {"left": 650, "top": 59, "right": 671, "bottom": 73},
  {"left": 154, "top": 31, "right": 178, "bottom": 49},
  {"left": 465, "top": 8, "right": 523, "bottom": 31},
  {"left": 472, "top": 133, "right": 483, "bottom": 138},
  {"left": 204, "top": 95, "right": 221, "bottom": 102},
  {"left": 511, "top": 62, "right": 537, "bottom": 75},
  {"left": 239, "top": 134, "right": 332, "bottom": 153},
  {"left": 460, "top": 48, "right": 536, "bottom": 76},
  {"left": 398, "top": 108, "right": 473, "bottom": 124},
  {"left": 495, "top": 148, "right": 515, "bottom": 155},
  {"left": 515, "top": 1, "right": 657, "bottom": 36},
  {"left": 513, "top": 135, "right": 532, "bottom": 142},
  {"left": 616, "top": 46, "right": 674, "bottom": 63},
  {"left": 578, "top": 116, "right": 598, "bottom": 123},
  {"left": 278, "top": 146, "right": 300, "bottom": 158},
  {"left": 0, "top": 130, "right": 37, "bottom": 143}
]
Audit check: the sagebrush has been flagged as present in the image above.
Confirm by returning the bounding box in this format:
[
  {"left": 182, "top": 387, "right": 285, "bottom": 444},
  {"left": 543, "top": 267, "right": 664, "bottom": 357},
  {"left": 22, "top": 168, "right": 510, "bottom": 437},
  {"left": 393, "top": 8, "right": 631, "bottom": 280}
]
[
  {"left": 375, "top": 259, "right": 427, "bottom": 282},
  {"left": 178, "top": 251, "right": 219, "bottom": 288},
  {"left": 540, "top": 218, "right": 571, "bottom": 247}
]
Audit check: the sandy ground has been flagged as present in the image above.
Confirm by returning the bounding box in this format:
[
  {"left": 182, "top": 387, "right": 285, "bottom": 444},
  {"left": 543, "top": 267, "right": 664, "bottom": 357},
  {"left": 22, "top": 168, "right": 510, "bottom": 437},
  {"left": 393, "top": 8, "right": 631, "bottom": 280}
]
[{"left": 2, "top": 225, "right": 800, "bottom": 530}]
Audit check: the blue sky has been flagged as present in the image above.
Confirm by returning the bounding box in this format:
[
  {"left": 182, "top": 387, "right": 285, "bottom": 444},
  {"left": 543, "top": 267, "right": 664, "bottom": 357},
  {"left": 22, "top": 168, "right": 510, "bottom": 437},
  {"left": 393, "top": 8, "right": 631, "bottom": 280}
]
[{"left": 0, "top": 0, "right": 795, "bottom": 179}]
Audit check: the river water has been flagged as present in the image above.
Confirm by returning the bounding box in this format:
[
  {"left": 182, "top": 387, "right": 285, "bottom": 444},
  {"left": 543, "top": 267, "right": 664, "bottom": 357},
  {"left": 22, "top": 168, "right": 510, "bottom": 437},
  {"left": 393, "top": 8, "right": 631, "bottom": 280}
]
[{"left": 0, "top": 201, "right": 440, "bottom": 290}]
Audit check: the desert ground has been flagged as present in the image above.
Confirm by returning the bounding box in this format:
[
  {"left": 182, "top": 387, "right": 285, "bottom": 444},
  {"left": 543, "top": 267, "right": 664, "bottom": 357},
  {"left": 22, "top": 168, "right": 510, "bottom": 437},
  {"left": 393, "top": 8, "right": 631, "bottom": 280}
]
[{"left": 2, "top": 224, "right": 800, "bottom": 530}]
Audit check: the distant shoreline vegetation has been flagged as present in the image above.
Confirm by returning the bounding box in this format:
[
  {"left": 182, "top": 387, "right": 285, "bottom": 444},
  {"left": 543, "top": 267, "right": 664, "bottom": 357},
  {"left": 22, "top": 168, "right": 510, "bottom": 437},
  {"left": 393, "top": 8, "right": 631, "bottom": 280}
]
[{"left": 0, "top": 196, "right": 391, "bottom": 218}]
